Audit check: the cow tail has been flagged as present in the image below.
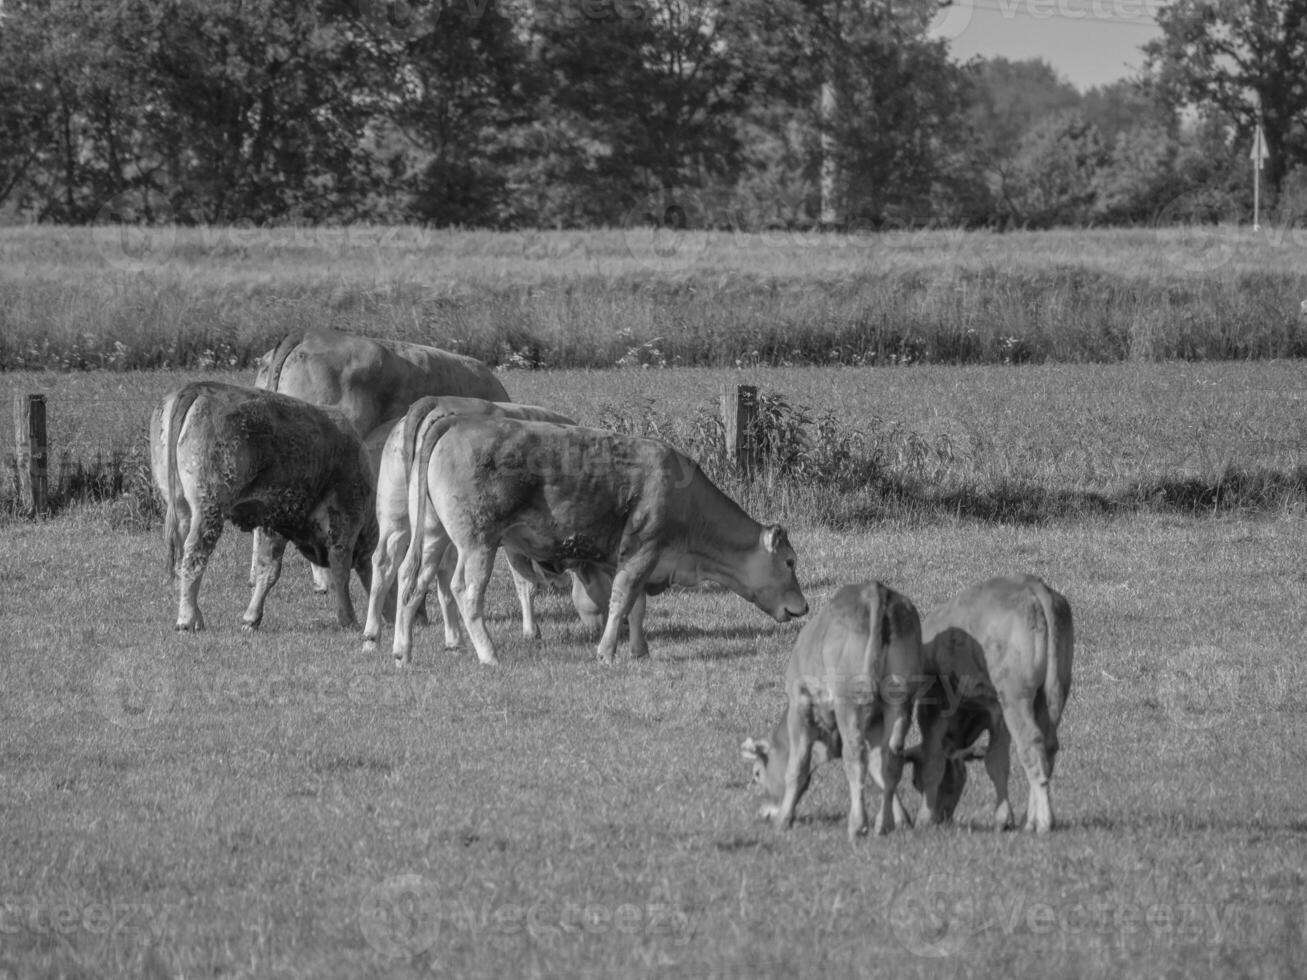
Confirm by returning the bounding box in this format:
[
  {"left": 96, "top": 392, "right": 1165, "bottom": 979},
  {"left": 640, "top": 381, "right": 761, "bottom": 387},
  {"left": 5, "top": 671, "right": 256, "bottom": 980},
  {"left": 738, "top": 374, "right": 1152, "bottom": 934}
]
[
  {"left": 163, "top": 384, "right": 204, "bottom": 578},
  {"left": 398, "top": 412, "right": 462, "bottom": 606},
  {"left": 1034, "top": 582, "right": 1073, "bottom": 728},
  {"left": 261, "top": 332, "right": 303, "bottom": 393}
]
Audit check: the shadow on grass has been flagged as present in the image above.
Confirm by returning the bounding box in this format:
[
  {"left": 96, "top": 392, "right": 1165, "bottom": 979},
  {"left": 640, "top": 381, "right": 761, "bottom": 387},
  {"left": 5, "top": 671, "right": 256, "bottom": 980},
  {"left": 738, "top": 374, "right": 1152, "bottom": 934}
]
[
  {"left": 861, "top": 463, "right": 1307, "bottom": 525},
  {"left": 1071, "top": 812, "right": 1307, "bottom": 834}
]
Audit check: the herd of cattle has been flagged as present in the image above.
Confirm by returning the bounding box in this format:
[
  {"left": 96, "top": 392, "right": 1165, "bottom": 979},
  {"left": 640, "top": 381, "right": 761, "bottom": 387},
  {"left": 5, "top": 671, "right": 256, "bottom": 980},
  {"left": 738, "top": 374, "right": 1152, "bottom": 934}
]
[{"left": 148, "top": 327, "right": 1074, "bottom": 837}]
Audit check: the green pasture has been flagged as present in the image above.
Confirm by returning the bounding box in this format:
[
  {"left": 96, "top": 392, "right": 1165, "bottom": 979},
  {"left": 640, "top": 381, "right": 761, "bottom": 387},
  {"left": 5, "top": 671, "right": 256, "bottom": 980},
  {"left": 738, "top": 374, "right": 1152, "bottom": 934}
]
[
  {"left": 2, "top": 226, "right": 1306, "bottom": 370},
  {"left": 1, "top": 227, "right": 1305, "bottom": 978},
  {"left": 3, "top": 360, "right": 1306, "bottom": 523},
  {"left": 2, "top": 508, "right": 1305, "bottom": 979}
]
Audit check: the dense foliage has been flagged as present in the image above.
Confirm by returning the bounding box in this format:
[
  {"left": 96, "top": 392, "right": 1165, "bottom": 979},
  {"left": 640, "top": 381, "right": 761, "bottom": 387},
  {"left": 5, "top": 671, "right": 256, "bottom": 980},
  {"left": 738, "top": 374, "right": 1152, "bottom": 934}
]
[{"left": 1, "top": 0, "right": 1305, "bottom": 228}]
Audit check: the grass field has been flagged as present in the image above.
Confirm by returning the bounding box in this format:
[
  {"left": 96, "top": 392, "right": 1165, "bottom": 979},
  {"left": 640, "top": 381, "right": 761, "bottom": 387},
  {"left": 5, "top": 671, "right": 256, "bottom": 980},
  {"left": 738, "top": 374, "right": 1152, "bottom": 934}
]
[
  {"left": 2, "top": 226, "right": 1306, "bottom": 978},
  {"left": 3, "top": 226, "right": 1306, "bottom": 370},
  {"left": 3, "top": 508, "right": 1306, "bottom": 979},
  {"left": 4, "top": 360, "right": 1307, "bottom": 523}
]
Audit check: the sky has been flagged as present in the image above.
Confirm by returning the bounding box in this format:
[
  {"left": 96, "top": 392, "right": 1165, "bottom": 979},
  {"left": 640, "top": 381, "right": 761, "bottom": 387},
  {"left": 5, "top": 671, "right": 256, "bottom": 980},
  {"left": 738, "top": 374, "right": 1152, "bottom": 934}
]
[{"left": 929, "top": 0, "right": 1165, "bottom": 90}]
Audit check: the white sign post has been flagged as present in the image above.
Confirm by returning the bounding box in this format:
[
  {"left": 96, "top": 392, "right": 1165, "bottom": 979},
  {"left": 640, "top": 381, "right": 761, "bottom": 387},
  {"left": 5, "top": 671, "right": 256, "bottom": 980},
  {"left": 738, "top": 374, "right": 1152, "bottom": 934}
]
[{"left": 1251, "top": 121, "right": 1269, "bottom": 231}]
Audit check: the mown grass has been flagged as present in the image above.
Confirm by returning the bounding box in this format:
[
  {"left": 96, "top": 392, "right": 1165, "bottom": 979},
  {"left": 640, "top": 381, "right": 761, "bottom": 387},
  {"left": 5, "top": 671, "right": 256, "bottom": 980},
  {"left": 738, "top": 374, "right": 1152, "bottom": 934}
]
[
  {"left": 2, "top": 227, "right": 1306, "bottom": 371},
  {"left": 3, "top": 361, "right": 1304, "bottom": 525},
  {"left": 2, "top": 510, "right": 1305, "bottom": 979}
]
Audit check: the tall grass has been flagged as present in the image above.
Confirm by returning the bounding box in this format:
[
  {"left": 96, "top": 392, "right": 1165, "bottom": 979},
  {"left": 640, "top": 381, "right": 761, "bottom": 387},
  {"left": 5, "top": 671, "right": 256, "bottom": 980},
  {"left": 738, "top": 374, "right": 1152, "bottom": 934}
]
[
  {"left": 3, "top": 227, "right": 1306, "bottom": 370},
  {"left": 4, "top": 362, "right": 1304, "bottom": 524}
]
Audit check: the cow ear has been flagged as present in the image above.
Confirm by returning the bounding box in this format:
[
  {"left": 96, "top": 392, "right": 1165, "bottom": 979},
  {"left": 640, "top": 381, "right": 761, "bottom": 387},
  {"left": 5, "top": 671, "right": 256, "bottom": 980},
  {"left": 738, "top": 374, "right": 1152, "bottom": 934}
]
[
  {"left": 762, "top": 525, "right": 789, "bottom": 553},
  {"left": 740, "top": 738, "right": 768, "bottom": 763}
]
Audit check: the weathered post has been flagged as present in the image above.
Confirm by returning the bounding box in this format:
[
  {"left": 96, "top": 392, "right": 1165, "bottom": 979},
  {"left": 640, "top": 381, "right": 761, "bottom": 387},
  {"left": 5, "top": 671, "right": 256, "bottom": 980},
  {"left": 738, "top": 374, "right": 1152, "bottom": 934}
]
[
  {"left": 721, "top": 384, "right": 760, "bottom": 478},
  {"left": 13, "top": 392, "right": 49, "bottom": 516}
]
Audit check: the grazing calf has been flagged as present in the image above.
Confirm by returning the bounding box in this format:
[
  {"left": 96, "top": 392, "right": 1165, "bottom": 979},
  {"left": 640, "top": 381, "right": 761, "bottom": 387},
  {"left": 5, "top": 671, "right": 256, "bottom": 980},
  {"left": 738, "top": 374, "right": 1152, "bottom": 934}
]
[
  {"left": 395, "top": 416, "right": 807, "bottom": 665},
  {"left": 740, "top": 582, "right": 947, "bottom": 840},
  {"left": 150, "top": 382, "right": 376, "bottom": 632},
  {"left": 910, "top": 574, "right": 1074, "bottom": 833}
]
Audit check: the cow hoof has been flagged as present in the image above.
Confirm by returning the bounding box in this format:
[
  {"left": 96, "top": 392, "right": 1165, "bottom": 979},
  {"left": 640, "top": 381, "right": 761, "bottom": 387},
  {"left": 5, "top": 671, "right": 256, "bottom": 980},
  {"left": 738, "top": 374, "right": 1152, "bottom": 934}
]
[
  {"left": 241, "top": 622, "right": 260, "bottom": 633},
  {"left": 362, "top": 638, "right": 378, "bottom": 654},
  {"left": 175, "top": 622, "right": 201, "bottom": 633}
]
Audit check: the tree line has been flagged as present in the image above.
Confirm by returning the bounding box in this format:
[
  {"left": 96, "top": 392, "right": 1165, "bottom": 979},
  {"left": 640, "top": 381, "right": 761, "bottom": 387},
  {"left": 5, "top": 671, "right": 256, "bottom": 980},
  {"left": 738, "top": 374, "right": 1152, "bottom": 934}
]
[{"left": 1, "top": 0, "right": 1304, "bottom": 229}]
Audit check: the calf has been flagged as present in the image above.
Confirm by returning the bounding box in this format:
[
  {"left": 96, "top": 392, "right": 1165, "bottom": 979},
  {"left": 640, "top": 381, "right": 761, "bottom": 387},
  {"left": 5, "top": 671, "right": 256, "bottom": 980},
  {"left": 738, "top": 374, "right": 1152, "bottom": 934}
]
[{"left": 741, "top": 582, "right": 947, "bottom": 840}]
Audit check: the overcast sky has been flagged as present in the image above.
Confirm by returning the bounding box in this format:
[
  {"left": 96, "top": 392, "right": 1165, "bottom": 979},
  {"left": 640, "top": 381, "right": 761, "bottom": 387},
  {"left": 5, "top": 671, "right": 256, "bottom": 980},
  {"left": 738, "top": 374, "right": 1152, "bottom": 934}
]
[{"left": 930, "top": 0, "right": 1165, "bottom": 90}]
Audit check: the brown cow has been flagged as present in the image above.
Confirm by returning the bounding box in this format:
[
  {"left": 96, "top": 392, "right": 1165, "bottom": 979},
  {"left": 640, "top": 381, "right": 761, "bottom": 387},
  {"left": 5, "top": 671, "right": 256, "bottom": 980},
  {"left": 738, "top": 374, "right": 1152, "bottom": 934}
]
[
  {"left": 252, "top": 327, "right": 508, "bottom": 593},
  {"left": 395, "top": 416, "right": 808, "bottom": 665},
  {"left": 150, "top": 382, "right": 376, "bottom": 632}
]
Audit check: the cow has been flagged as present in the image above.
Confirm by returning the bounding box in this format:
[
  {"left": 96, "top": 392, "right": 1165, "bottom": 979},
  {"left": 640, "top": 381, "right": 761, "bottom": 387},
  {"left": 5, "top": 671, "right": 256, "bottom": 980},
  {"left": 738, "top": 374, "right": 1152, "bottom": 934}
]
[
  {"left": 902, "top": 574, "right": 1074, "bottom": 833},
  {"left": 150, "top": 382, "right": 377, "bottom": 632},
  {"left": 251, "top": 327, "right": 509, "bottom": 594},
  {"left": 362, "top": 395, "right": 618, "bottom": 663},
  {"left": 739, "top": 582, "right": 947, "bottom": 841},
  {"left": 393, "top": 416, "right": 808, "bottom": 666}
]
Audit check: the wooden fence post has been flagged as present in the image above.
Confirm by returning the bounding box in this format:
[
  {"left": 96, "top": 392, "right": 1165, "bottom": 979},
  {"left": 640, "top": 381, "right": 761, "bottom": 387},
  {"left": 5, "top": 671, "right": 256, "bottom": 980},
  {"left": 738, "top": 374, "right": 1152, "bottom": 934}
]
[
  {"left": 721, "top": 384, "right": 759, "bottom": 478},
  {"left": 13, "top": 393, "right": 49, "bottom": 516}
]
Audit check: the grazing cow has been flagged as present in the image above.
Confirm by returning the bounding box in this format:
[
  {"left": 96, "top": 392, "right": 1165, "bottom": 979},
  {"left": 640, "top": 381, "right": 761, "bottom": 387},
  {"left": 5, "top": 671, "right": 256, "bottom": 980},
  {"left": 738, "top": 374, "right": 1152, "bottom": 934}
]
[
  {"left": 907, "top": 574, "right": 1074, "bottom": 833},
  {"left": 362, "top": 395, "right": 616, "bottom": 662},
  {"left": 394, "top": 416, "right": 808, "bottom": 665},
  {"left": 740, "top": 582, "right": 947, "bottom": 840},
  {"left": 150, "top": 382, "right": 377, "bottom": 632},
  {"left": 252, "top": 327, "right": 509, "bottom": 593}
]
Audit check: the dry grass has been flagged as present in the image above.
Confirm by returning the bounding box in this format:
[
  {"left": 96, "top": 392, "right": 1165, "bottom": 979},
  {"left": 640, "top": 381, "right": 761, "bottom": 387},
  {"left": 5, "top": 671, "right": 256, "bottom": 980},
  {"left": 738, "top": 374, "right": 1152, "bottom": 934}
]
[{"left": 3, "top": 227, "right": 1305, "bottom": 370}]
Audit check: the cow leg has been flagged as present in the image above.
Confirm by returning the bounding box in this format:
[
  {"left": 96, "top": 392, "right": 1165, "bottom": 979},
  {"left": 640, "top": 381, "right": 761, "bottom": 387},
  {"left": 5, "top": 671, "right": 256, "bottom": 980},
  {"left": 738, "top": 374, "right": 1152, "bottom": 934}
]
[
  {"left": 984, "top": 719, "right": 1015, "bottom": 831},
  {"left": 773, "top": 703, "right": 814, "bottom": 831},
  {"left": 596, "top": 559, "right": 654, "bottom": 663},
  {"left": 176, "top": 501, "right": 222, "bottom": 632},
  {"left": 393, "top": 525, "right": 450, "bottom": 666},
  {"left": 627, "top": 593, "right": 649, "bottom": 660},
  {"left": 310, "top": 563, "right": 332, "bottom": 595},
  {"left": 327, "top": 544, "right": 357, "bottom": 629},
  {"left": 912, "top": 703, "right": 951, "bottom": 828},
  {"left": 835, "top": 704, "right": 869, "bottom": 841},
  {"left": 248, "top": 527, "right": 263, "bottom": 587},
  {"left": 431, "top": 545, "right": 462, "bottom": 650},
  {"left": 874, "top": 698, "right": 912, "bottom": 836},
  {"left": 505, "top": 551, "right": 542, "bottom": 640},
  {"left": 863, "top": 728, "right": 910, "bottom": 829},
  {"left": 451, "top": 546, "right": 500, "bottom": 666},
  {"left": 1001, "top": 696, "right": 1054, "bottom": 833},
  {"left": 362, "top": 526, "right": 407, "bottom": 652},
  {"left": 242, "top": 529, "right": 288, "bottom": 630}
]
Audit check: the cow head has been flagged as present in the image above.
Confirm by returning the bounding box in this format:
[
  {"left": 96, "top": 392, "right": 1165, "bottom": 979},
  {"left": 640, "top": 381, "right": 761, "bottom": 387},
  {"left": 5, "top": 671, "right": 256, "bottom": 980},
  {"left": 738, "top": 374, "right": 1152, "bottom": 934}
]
[
  {"left": 748, "top": 525, "right": 809, "bottom": 623},
  {"left": 902, "top": 738, "right": 987, "bottom": 823},
  {"left": 739, "top": 721, "right": 829, "bottom": 820}
]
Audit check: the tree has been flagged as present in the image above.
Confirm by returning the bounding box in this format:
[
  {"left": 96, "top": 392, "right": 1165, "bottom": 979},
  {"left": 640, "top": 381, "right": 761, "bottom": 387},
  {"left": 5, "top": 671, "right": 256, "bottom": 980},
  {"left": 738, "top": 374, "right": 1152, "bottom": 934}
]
[
  {"left": 1145, "top": 0, "right": 1307, "bottom": 193},
  {"left": 996, "top": 111, "right": 1108, "bottom": 227},
  {"left": 730, "top": 0, "right": 972, "bottom": 224}
]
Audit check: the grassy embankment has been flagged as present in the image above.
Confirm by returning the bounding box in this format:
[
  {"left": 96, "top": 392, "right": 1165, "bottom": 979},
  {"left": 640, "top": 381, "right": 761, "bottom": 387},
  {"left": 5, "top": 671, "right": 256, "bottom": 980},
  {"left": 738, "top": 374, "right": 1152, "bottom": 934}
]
[{"left": 2, "top": 225, "right": 1305, "bottom": 371}]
